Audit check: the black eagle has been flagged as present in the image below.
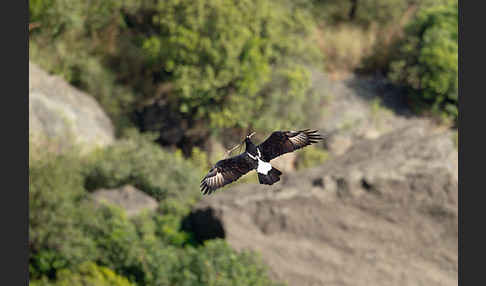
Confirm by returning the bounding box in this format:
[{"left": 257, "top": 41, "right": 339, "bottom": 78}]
[{"left": 200, "top": 129, "right": 324, "bottom": 195}]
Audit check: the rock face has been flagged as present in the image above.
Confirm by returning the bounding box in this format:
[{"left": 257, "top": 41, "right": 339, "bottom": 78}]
[
  {"left": 29, "top": 62, "right": 115, "bottom": 153},
  {"left": 185, "top": 122, "right": 458, "bottom": 286},
  {"left": 308, "top": 69, "right": 418, "bottom": 156},
  {"left": 91, "top": 185, "right": 158, "bottom": 217}
]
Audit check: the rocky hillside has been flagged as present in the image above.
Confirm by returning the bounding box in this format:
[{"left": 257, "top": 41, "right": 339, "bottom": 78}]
[
  {"left": 29, "top": 59, "right": 457, "bottom": 286},
  {"left": 184, "top": 120, "right": 458, "bottom": 286},
  {"left": 309, "top": 69, "right": 418, "bottom": 156}
]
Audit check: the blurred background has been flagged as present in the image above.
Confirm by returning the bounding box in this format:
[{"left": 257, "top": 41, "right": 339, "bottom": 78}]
[{"left": 29, "top": 0, "right": 458, "bottom": 285}]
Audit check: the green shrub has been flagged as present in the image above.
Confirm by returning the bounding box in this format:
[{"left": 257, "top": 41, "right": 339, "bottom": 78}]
[
  {"left": 388, "top": 0, "right": 458, "bottom": 120},
  {"left": 29, "top": 136, "right": 193, "bottom": 280},
  {"left": 29, "top": 153, "right": 98, "bottom": 278},
  {"left": 30, "top": 38, "right": 134, "bottom": 132},
  {"left": 29, "top": 0, "right": 53, "bottom": 24},
  {"left": 84, "top": 130, "right": 203, "bottom": 203},
  {"left": 30, "top": 262, "right": 136, "bottom": 286},
  {"left": 308, "top": 0, "right": 453, "bottom": 75},
  {"left": 310, "top": 0, "right": 448, "bottom": 27},
  {"left": 30, "top": 0, "right": 322, "bottom": 142},
  {"left": 29, "top": 0, "right": 124, "bottom": 36},
  {"left": 134, "top": 0, "right": 321, "bottom": 131},
  {"left": 187, "top": 146, "right": 212, "bottom": 174},
  {"left": 134, "top": 239, "right": 283, "bottom": 286},
  {"left": 29, "top": 0, "right": 135, "bottom": 133},
  {"left": 97, "top": 212, "right": 281, "bottom": 286},
  {"left": 28, "top": 148, "right": 141, "bottom": 279},
  {"left": 295, "top": 145, "right": 329, "bottom": 169},
  {"left": 83, "top": 206, "right": 141, "bottom": 273},
  {"left": 132, "top": 207, "right": 194, "bottom": 248},
  {"left": 317, "top": 23, "right": 378, "bottom": 73},
  {"left": 310, "top": 0, "right": 420, "bottom": 27},
  {"left": 174, "top": 240, "right": 284, "bottom": 286}
]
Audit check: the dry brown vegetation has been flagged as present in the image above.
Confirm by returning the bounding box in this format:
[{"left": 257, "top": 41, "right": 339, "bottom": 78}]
[{"left": 315, "top": 3, "right": 419, "bottom": 77}]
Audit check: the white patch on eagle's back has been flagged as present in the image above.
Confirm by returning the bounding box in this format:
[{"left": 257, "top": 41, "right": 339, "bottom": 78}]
[{"left": 257, "top": 158, "right": 272, "bottom": 175}]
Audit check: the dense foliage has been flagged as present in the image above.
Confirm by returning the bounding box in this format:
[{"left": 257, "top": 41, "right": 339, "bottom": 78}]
[
  {"left": 310, "top": 0, "right": 418, "bottom": 27},
  {"left": 29, "top": 135, "right": 281, "bottom": 285},
  {"left": 29, "top": 0, "right": 134, "bottom": 132},
  {"left": 84, "top": 130, "right": 201, "bottom": 203},
  {"left": 29, "top": 0, "right": 458, "bottom": 137},
  {"left": 294, "top": 146, "right": 329, "bottom": 170},
  {"left": 30, "top": 0, "right": 321, "bottom": 145},
  {"left": 388, "top": 0, "right": 458, "bottom": 120},
  {"left": 30, "top": 262, "right": 136, "bottom": 286},
  {"left": 305, "top": 0, "right": 458, "bottom": 120},
  {"left": 140, "top": 0, "right": 319, "bottom": 129},
  {"left": 29, "top": 149, "right": 101, "bottom": 278},
  {"left": 308, "top": 0, "right": 448, "bottom": 27}
]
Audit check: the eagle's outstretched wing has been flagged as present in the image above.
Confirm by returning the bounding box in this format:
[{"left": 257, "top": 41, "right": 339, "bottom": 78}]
[
  {"left": 200, "top": 153, "right": 254, "bottom": 195},
  {"left": 257, "top": 129, "right": 324, "bottom": 162}
]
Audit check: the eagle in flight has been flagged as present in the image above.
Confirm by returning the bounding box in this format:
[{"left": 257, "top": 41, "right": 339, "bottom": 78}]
[{"left": 200, "top": 129, "right": 324, "bottom": 195}]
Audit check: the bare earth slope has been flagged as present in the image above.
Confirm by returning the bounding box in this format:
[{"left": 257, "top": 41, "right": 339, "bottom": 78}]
[{"left": 185, "top": 121, "right": 458, "bottom": 286}]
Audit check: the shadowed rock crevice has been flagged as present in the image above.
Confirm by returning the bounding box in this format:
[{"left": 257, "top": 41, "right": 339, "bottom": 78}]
[{"left": 182, "top": 208, "right": 225, "bottom": 244}]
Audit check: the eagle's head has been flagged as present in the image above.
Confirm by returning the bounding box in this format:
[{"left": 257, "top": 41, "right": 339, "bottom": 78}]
[
  {"left": 244, "top": 132, "right": 257, "bottom": 155},
  {"left": 244, "top": 132, "right": 256, "bottom": 144}
]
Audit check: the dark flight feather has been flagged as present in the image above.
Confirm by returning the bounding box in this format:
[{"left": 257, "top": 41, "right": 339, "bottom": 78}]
[
  {"left": 200, "top": 152, "right": 254, "bottom": 195},
  {"left": 257, "top": 129, "right": 323, "bottom": 162}
]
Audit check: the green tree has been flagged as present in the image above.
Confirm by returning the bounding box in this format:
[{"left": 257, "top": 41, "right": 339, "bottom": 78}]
[
  {"left": 136, "top": 240, "right": 283, "bottom": 286},
  {"left": 132, "top": 0, "right": 321, "bottom": 131},
  {"left": 181, "top": 240, "right": 284, "bottom": 286},
  {"left": 29, "top": 153, "right": 98, "bottom": 278},
  {"left": 29, "top": 0, "right": 135, "bottom": 133},
  {"left": 84, "top": 130, "right": 202, "bottom": 203},
  {"left": 310, "top": 0, "right": 418, "bottom": 26},
  {"left": 388, "top": 0, "right": 458, "bottom": 120},
  {"left": 30, "top": 262, "right": 136, "bottom": 286},
  {"left": 30, "top": 0, "right": 321, "bottom": 146}
]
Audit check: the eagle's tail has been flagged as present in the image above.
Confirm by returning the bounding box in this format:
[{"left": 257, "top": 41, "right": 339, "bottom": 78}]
[{"left": 258, "top": 167, "right": 282, "bottom": 185}]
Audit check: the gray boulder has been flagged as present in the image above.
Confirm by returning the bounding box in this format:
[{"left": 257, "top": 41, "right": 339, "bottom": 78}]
[
  {"left": 29, "top": 62, "right": 114, "bottom": 153},
  {"left": 91, "top": 185, "right": 158, "bottom": 217},
  {"left": 185, "top": 121, "right": 458, "bottom": 286}
]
